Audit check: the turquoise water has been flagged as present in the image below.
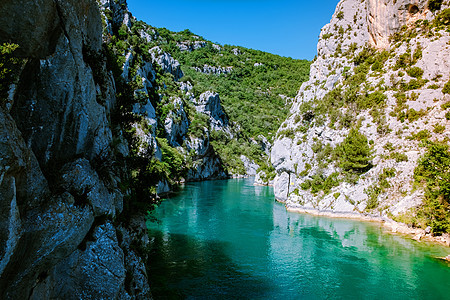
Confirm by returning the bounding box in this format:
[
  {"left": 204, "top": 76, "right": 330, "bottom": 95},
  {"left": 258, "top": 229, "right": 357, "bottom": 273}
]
[{"left": 147, "top": 178, "right": 450, "bottom": 299}]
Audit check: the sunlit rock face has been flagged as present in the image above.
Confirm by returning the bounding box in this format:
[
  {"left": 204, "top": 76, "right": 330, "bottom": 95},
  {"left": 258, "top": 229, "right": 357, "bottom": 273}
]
[
  {"left": 270, "top": 0, "right": 450, "bottom": 219},
  {"left": 367, "top": 0, "right": 430, "bottom": 49}
]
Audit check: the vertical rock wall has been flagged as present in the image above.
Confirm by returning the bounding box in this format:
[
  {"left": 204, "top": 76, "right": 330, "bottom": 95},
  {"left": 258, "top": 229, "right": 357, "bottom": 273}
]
[{"left": 0, "top": 0, "right": 151, "bottom": 298}]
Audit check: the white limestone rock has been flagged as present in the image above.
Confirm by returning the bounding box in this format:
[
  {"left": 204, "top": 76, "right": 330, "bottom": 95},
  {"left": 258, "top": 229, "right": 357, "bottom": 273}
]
[
  {"left": 150, "top": 46, "right": 184, "bottom": 80},
  {"left": 271, "top": 0, "right": 450, "bottom": 220},
  {"left": 164, "top": 98, "right": 190, "bottom": 147},
  {"left": 240, "top": 155, "right": 259, "bottom": 176},
  {"left": 195, "top": 91, "right": 229, "bottom": 132}
]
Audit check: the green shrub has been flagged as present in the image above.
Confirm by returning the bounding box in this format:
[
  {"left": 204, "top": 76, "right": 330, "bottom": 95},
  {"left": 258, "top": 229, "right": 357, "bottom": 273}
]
[
  {"left": 336, "top": 128, "right": 373, "bottom": 173},
  {"left": 301, "top": 172, "right": 339, "bottom": 195},
  {"left": 414, "top": 141, "right": 450, "bottom": 234},
  {"left": 380, "top": 167, "right": 396, "bottom": 179},
  {"left": 406, "top": 108, "right": 426, "bottom": 122},
  {"left": 441, "top": 101, "right": 450, "bottom": 110},
  {"left": 256, "top": 163, "right": 276, "bottom": 182},
  {"left": 428, "top": 0, "right": 443, "bottom": 13},
  {"left": 395, "top": 52, "right": 412, "bottom": 69},
  {"left": 357, "top": 91, "right": 387, "bottom": 109},
  {"left": 390, "top": 152, "right": 408, "bottom": 162},
  {"left": 400, "top": 78, "right": 428, "bottom": 91},
  {"left": 428, "top": 84, "right": 440, "bottom": 89},
  {"left": 406, "top": 67, "right": 424, "bottom": 78},
  {"left": 410, "top": 129, "right": 431, "bottom": 141},
  {"left": 443, "top": 80, "right": 450, "bottom": 94},
  {"left": 436, "top": 8, "right": 450, "bottom": 25},
  {"left": 384, "top": 142, "right": 395, "bottom": 151},
  {"left": 433, "top": 123, "right": 445, "bottom": 133},
  {"left": 0, "top": 43, "right": 22, "bottom": 100},
  {"left": 365, "top": 184, "right": 382, "bottom": 210}
]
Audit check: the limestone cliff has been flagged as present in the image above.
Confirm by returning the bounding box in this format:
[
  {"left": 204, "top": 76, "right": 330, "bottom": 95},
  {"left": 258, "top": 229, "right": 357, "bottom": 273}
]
[
  {"left": 270, "top": 0, "right": 450, "bottom": 236},
  {"left": 0, "top": 0, "right": 306, "bottom": 296},
  {"left": 0, "top": 0, "right": 151, "bottom": 298}
]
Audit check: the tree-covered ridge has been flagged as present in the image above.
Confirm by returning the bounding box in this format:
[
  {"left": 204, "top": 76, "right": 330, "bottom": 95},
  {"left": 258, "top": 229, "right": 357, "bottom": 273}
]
[
  {"left": 134, "top": 23, "right": 311, "bottom": 138},
  {"left": 100, "top": 6, "right": 310, "bottom": 188}
]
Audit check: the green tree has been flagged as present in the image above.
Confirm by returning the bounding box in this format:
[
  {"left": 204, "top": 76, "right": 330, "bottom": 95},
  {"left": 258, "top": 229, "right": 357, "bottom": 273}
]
[
  {"left": 414, "top": 142, "right": 450, "bottom": 234},
  {"left": 337, "top": 128, "right": 373, "bottom": 173}
]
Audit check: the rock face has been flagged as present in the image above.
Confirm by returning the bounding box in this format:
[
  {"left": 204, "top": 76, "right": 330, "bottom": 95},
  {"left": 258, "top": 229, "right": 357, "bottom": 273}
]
[
  {"left": 165, "top": 98, "right": 190, "bottom": 147},
  {"left": 271, "top": 0, "right": 450, "bottom": 222},
  {"left": 195, "top": 91, "right": 230, "bottom": 131},
  {"left": 150, "top": 46, "right": 184, "bottom": 80},
  {"left": 240, "top": 155, "right": 259, "bottom": 176},
  {"left": 0, "top": 0, "right": 151, "bottom": 298},
  {"left": 193, "top": 64, "right": 233, "bottom": 75}
]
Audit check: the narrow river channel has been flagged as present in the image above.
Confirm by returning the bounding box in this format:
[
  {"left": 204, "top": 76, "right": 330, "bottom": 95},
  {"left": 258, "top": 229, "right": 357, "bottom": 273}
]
[{"left": 147, "top": 178, "right": 450, "bottom": 299}]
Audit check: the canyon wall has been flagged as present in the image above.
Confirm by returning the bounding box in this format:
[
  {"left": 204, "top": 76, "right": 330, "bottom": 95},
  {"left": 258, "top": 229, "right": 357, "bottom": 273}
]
[
  {"left": 0, "top": 0, "right": 151, "bottom": 298},
  {"left": 269, "top": 0, "right": 450, "bottom": 235}
]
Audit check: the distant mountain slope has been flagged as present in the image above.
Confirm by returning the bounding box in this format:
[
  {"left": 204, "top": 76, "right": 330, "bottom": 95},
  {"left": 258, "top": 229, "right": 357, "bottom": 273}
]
[{"left": 99, "top": 1, "right": 310, "bottom": 186}]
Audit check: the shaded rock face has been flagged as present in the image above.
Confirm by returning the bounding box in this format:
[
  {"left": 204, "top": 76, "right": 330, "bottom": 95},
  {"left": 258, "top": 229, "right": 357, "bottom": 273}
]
[
  {"left": 0, "top": 0, "right": 151, "bottom": 298},
  {"left": 100, "top": 0, "right": 132, "bottom": 31},
  {"left": 240, "top": 155, "right": 259, "bottom": 176},
  {"left": 29, "top": 222, "right": 126, "bottom": 300},
  {"left": 0, "top": 0, "right": 102, "bottom": 58},
  {"left": 165, "top": 98, "right": 190, "bottom": 147},
  {"left": 186, "top": 151, "right": 228, "bottom": 181}
]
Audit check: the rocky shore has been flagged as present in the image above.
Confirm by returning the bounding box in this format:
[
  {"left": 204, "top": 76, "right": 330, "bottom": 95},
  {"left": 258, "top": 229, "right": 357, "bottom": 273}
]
[{"left": 282, "top": 200, "right": 450, "bottom": 248}]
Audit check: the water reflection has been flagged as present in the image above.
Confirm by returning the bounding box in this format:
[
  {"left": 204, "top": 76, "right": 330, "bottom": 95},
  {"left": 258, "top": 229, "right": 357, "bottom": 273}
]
[{"left": 147, "top": 178, "right": 450, "bottom": 299}]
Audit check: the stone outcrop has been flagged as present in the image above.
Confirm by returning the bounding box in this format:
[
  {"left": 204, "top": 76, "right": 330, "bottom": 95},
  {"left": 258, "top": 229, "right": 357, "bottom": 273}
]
[
  {"left": 177, "top": 40, "right": 207, "bottom": 52},
  {"left": 186, "top": 150, "right": 228, "bottom": 181},
  {"left": 193, "top": 64, "right": 233, "bottom": 75},
  {"left": 195, "top": 91, "right": 230, "bottom": 132},
  {"left": 0, "top": 0, "right": 151, "bottom": 298},
  {"left": 240, "top": 155, "right": 259, "bottom": 176},
  {"left": 367, "top": 0, "right": 430, "bottom": 49},
  {"left": 271, "top": 0, "right": 450, "bottom": 224},
  {"left": 150, "top": 46, "right": 184, "bottom": 80}
]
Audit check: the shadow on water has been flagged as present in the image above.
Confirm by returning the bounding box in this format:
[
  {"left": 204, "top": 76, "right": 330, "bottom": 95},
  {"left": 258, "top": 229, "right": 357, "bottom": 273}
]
[{"left": 147, "top": 229, "right": 272, "bottom": 299}]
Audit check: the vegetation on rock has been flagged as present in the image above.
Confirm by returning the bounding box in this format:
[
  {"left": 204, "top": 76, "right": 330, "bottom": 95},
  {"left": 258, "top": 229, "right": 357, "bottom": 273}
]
[
  {"left": 0, "top": 43, "right": 22, "bottom": 101},
  {"left": 414, "top": 141, "right": 450, "bottom": 234}
]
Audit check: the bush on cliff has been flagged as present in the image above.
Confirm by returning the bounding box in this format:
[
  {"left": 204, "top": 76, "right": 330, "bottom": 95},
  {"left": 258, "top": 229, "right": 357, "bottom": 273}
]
[
  {"left": 414, "top": 141, "right": 450, "bottom": 234},
  {"left": 0, "top": 43, "right": 22, "bottom": 101},
  {"left": 428, "top": 0, "right": 443, "bottom": 13},
  {"left": 336, "top": 128, "right": 373, "bottom": 174}
]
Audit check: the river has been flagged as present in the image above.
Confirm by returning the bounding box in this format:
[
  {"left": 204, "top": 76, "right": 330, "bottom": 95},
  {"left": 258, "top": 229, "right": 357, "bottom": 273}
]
[{"left": 146, "top": 178, "right": 450, "bottom": 299}]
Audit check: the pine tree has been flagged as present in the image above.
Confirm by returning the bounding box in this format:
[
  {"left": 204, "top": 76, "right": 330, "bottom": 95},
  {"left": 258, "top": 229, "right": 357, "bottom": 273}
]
[{"left": 338, "top": 128, "right": 373, "bottom": 173}]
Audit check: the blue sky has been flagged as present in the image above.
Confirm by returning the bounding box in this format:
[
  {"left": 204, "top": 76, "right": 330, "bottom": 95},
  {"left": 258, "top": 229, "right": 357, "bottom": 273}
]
[{"left": 127, "top": 0, "right": 340, "bottom": 60}]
